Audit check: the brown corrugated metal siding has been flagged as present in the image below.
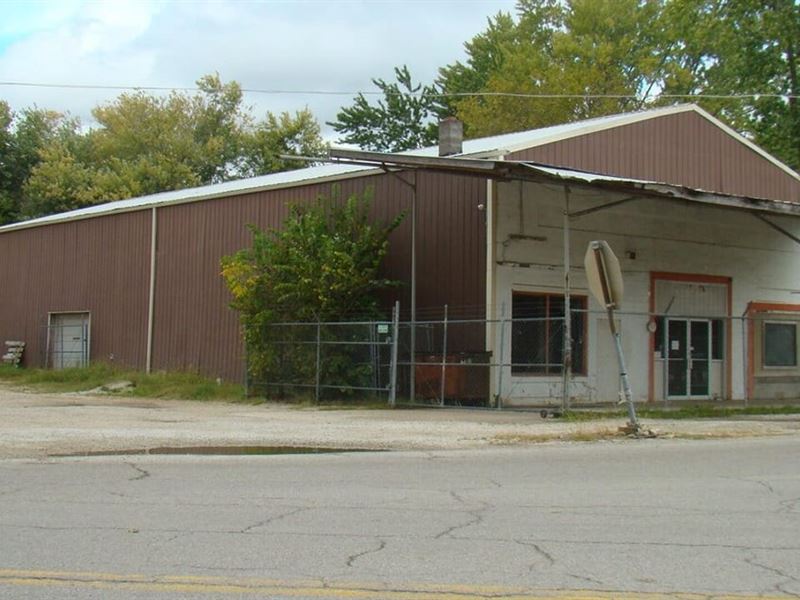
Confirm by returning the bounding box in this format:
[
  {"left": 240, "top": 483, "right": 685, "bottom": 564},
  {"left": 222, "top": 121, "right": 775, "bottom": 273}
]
[
  {"left": 0, "top": 170, "right": 486, "bottom": 381},
  {"left": 149, "top": 170, "right": 486, "bottom": 380},
  {"left": 9, "top": 108, "right": 796, "bottom": 382},
  {"left": 507, "top": 111, "right": 800, "bottom": 203},
  {"left": 0, "top": 211, "right": 151, "bottom": 369}
]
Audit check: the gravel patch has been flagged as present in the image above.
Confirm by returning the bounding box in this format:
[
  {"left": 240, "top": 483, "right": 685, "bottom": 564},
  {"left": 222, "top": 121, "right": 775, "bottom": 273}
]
[{"left": 1, "top": 385, "right": 799, "bottom": 459}]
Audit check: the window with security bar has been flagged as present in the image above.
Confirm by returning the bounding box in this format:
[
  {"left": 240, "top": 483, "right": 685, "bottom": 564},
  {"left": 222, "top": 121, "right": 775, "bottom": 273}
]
[{"left": 511, "top": 292, "right": 586, "bottom": 375}]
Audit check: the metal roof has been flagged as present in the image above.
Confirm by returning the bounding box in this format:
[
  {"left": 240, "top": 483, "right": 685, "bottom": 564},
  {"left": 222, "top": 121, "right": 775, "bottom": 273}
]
[
  {"left": 527, "top": 163, "right": 800, "bottom": 217},
  {"left": 409, "top": 103, "right": 699, "bottom": 158},
  {"left": 2, "top": 103, "right": 798, "bottom": 233},
  {"left": 0, "top": 162, "right": 375, "bottom": 232},
  {"left": 328, "top": 148, "right": 800, "bottom": 217}
]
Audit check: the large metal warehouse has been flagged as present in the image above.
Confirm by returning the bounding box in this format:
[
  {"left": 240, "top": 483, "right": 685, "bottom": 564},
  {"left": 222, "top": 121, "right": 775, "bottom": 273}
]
[{"left": 2, "top": 104, "right": 799, "bottom": 403}]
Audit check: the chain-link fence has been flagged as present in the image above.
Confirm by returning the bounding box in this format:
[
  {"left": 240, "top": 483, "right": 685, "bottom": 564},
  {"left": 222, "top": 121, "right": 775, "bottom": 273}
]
[
  {"left": 245, "top": 308, "right": 399, "bottom": 403},
  {"left": 246, "top": 304, "right": 800, "bottom": 407}
]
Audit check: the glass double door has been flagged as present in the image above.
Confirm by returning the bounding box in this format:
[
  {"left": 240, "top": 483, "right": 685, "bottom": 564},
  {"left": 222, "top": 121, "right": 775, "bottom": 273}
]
[{"left": 666, "top": 319, "right": 711, "bottom": 399}]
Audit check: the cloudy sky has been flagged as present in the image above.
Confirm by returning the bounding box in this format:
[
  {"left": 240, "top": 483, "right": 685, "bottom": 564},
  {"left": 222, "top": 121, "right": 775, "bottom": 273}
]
[{"left": 0, "top": 0, "right": 517, "bottom": 138}]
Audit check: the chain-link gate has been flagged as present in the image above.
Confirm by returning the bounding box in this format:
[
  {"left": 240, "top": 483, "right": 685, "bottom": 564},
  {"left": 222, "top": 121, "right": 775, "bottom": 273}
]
[{"left": 246, "top": 304, "right": 400, "bottom": 403}]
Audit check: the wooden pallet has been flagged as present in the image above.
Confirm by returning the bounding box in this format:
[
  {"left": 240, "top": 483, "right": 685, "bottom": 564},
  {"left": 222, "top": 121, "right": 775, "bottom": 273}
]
[{"left": 2, "top": 341, "right": 25, "bottom": 367}]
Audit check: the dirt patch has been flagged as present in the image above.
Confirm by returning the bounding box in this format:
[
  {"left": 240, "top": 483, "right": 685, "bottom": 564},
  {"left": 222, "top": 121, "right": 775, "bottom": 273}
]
[{"left": 491, "top": 428, "right": 623, "bottom": 444}]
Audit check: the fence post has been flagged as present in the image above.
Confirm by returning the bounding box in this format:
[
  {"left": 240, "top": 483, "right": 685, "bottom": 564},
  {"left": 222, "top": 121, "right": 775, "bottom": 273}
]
[
  {"left": 496, "top": 302, "right": 506, "bottom": 410},
  {"left": 440, "top": 304, "right": 449, "bottom": 406},
  {"left": 562, "top": 188, "right": 572, "bottom": 413},
  {"left": 315, "top": 320, "right": 322, "bottom": 404},
  {"left": 243, "top": 344, "right": 250, "bottom": 398},
  {"left": 389, "top": 301, "right": 400, "bottom": 408},
  {"left": 741, "top": 314, "right": 748, "bottom": 408}
]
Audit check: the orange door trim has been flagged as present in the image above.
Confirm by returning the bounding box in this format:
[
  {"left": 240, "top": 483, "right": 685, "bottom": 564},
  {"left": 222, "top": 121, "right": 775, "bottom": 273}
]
[{"left": 648, "top": 272, "right": 732, "bottom": 402}]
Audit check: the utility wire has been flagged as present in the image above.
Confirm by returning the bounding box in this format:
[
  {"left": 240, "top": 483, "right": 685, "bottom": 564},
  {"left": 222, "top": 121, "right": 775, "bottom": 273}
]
[{"left": 0, "top": 81, "right": 795, "bottom": 100}]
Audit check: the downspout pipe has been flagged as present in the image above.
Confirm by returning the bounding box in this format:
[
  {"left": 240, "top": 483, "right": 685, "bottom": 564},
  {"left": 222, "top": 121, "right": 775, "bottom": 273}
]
[{"left": 146, "top": 207, "right": 157, "bottom": 373}]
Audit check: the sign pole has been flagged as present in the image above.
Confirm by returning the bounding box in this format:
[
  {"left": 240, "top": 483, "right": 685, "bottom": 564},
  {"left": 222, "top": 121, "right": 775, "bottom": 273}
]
[
  {"left": 606, "top": 306, "right": 638, "bottom": 429},
  {"left": 585, "top": 241, "right": 639, "bottom": 433},
  {"left": 561, "top": 188, "right": 572, "bottom": 413}
]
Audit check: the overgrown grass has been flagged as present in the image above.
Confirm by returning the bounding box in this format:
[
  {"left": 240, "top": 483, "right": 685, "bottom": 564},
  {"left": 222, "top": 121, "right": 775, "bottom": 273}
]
[
  {"left": 638, "top": 404, "right": 800, "bottom": 419},
  {"left": 562, "top": 404, "right": 800, "bottom": 422},
  {"left": 251, "top": 394, "right": 391, "bottom": 410},
  {"left": 0, "top": 363, "right": 246, "bottom": 402},
  {"left": 493, "top": 428, "right": 622, "bottom": 444}
]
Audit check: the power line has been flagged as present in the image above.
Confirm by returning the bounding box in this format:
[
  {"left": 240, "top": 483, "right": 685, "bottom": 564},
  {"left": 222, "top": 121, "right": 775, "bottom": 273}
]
[{"left": 0, "top": 80, "right": 795, "bottom": 100}]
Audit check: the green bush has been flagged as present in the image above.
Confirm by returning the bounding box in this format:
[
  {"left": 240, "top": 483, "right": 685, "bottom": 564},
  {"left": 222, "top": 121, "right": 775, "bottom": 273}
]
[{"left": 221, "top": 188, "right": 403, "bottom": 397}]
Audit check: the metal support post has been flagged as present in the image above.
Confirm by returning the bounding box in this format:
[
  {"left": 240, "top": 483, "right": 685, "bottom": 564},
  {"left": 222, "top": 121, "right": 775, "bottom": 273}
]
[
  {"left": 314, "top": 321, "right": 322, "bottom": 404},
  {"left": 410, "top": 174, "right": 417, "bottom": 404},
  {"left": 244, "top": 346, "right": 250, "bottom": 398},
  {"left": 561, "top": 187, "right": 572, "bottom": 413},
  {"left": 496, "top": 302, "right": 506, "bottom": 410},
  {"left": 145, "top": 207, "right": 157, "bottom": 373},
  {"left": 741, "top": 312, "right": 749, "bottom": 407},
  {"left": 608, "top": 307, "right": 638, "bottom": 430},
  {"left": 440, "top": 304, "right": 448, "bottom": 406},
  {"left": 389, "top": 301, "right": 400, "bottom": 408}
]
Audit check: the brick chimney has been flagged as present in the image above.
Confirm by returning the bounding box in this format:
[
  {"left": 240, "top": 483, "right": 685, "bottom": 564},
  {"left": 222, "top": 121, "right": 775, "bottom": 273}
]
[{"left": 438, "top": 117, "right": 463, "bottom": 156}]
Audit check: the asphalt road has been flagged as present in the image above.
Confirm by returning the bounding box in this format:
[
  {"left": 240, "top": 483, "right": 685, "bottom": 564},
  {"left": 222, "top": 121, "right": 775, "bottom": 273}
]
[{"left": 1, "top": 436, "right": 799, "bottom": 599}]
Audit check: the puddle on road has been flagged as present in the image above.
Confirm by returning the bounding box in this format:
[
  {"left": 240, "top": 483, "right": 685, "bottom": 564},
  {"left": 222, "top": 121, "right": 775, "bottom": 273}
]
[
  {"left": 37, "top": 402, "right": 166, "bottom": 409},
  {"left": 50, "top": 446, "right": 381, "bottom": 457}
]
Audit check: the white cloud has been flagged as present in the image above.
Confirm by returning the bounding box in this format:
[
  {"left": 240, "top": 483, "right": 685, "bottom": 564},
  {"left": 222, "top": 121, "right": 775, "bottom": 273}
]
[
  {"left": 0, "top": 0, "right": 84, "bottom": 38},
  {"left": 0, "top": 0, "right": 517, "bottom": 134}
]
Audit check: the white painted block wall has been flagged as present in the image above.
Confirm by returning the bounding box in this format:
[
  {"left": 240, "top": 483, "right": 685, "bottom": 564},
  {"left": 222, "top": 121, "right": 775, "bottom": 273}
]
[{"left": 490, "top": 180, "right": 800, "bottom": 406}]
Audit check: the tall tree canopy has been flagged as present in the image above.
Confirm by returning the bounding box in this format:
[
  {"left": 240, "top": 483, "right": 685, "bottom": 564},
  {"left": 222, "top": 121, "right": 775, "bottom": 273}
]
[
  {"left": 0, "top": 102, "right": 82, "bottom": 223},
  {"left": 1, "top": 74, "right": 327, "bottom": 224},
  {"left": 658, "top": 0, "right": 799, "bottom": 170},
  {"left": 331, "top": 0, "right": 799, "bottom": 171}
]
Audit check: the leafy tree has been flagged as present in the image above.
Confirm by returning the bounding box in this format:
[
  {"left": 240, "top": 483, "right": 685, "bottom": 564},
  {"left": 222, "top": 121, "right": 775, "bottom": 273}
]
[
  {"left": 0, "top": 102, "right": 14, "bottom": 222},
  {"left": 0, "top": 103, "right": 81, "bottom": 223},
  {"left": 21, "top": 137, "right": 141, "bottom": 217},
  {"left": 241, "top": 109, "right": 328, "bottom": 176},
  {"left": 12, "top": 73, "right": 327, "bottom": 220},
  {"left": 333, "top": 0, "right": 797, "bottom": 171},
  {"left": 87, "top": 73, "right": 251, "bottom": 186},
  {"left": 436, "top": 11, "right": 523, "bottom": 120},
  {"left": 221, "top": 190, "right": 404, "bottom": 392},
  {"left": 659, "top": 0, "right": 800, "bottom": 170},
  {"left": 442, "top": 0, "right": 671, "bottom": 137},
  {"left": 328, "top": 66, "right": 442, "bottom": 152}
]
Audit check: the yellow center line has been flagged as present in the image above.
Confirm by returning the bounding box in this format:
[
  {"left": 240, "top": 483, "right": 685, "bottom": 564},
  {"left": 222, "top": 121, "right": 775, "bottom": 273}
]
[{"left": 0, "top": 568, "right": 784, "bottom": 600}]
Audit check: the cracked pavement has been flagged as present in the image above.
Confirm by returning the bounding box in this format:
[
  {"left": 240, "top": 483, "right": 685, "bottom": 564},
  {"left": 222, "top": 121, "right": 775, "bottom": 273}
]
[{"left": 1, "top": 436, "right": 799, "bottom": 599}]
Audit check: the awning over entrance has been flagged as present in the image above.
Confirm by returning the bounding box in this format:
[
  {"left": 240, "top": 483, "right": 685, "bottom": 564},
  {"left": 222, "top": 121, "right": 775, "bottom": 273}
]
[
  {"left": 328, "top": 148, "right": 800, "bottom": 219},
  {"left": 328, "top": 147, "right": 800, "bottom": 407}
]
